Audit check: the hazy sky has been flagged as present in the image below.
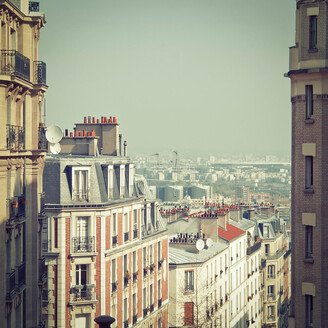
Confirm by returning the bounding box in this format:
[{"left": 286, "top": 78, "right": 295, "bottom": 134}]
[{"left": 40, "top": 0, "right": 295, "bottom": 157}]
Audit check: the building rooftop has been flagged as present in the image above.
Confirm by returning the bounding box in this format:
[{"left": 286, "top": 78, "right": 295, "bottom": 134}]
[
  {"left": 169, "top": 240, "right": 228, "bottom": 265},
  {"left": 218, "top": 224, "right": 245, "bottom": 241}
]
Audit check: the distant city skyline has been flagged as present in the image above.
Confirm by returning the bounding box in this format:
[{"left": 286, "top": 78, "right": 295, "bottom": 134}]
[{"left": 40, "top": 0, "right": 294, "bottom": 156}]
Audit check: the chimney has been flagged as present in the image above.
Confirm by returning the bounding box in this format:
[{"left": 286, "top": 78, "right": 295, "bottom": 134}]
[
  {"left": 119, "top": 134, "right": 122, "bottom": 156},
  {"left": 123, "top": 141, "right": 127, "bottom": 156}
]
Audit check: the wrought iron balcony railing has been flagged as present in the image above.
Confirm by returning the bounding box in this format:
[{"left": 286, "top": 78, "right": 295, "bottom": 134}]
[
  {"left": 133, "top": 229, "right": 138, "bottom": 239},
  {"left": 6, "top": 270, "right": 16, "bottom": 300},
  {"left": 72, "top": 236, "right": 95, "bottom": 253},
  {"left": 38, "top": 127, "right": 48, "bottom": 150},
  {"left": 8, "top": 195, "right": 25, "bottom": 220},
  {"left": 112, "top": 235, "right": 118, "bottom": 246},
  {"left": 132, "top": 271, "right": 138, "bottom": 282},
  {"left": 267, "top": 293, "right": 276, "bottom": 301},
  {"left": 17, "top": 262, "right": 25, "bottom": 287},
  {"left": 1, "top": 50, "right": 30, "bottom": 81},
  {"left": 133, "top": 315, "right": 137, "bottom": 324},
  {"left": 158, "top": 298, "right": 162, "bottom": 308},
  {"left": 34, "top": 61, "right": 46, "bottom": 84},
  {"left": 70, "top": 284, "right": 96, "bottom": 302},
  {"left": 123, "top": 320, "right": 129, "bottom": 328},
  {"left": 124, "top": 232, "right": 129, "bottom": 242},
  {"left": 6, "top": 124, "right": 25, "bottom": 150},
  {"left": 111, "top": 282, "right": 117, "bottom": 293}
]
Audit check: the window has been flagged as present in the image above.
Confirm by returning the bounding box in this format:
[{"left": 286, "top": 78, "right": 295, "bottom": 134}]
[
  {"left": 149, "top": 245, "right": 153, "bottom": 265},
  {"left": 124, "top": 298, "right": 128, "bottom": 322},
  {"left": 132, "top": 293, "right": 137, "bottom": 316},
  {"left": 305, "top": 226, "right": 313, "bottom": 259},
  {"left": 305, "top": 295, "right": 313, "bottom": 327},
  {"left": 185, "top": 271, "right": 194, "bottom": 291},
  {"left": 268, "top": 265, "right": 275, "bottom": 278},
  {"left": 111, "top": 259, "right": 116, "bottom": 283},
  {"left": 143, "top": 247, "right": 147, "bottom": 267},
  {"left": 133, "top": 209, "right": 138, "bottom": 238},
  {"left": 143, "top": 287, "right": 147, "bottom": 309},
  {"left": 267, "top": 305, "right": 275, "bottom": 319},
  {"left": 268, "top": 285, "right": 275, "bottom": 299},
  {"left": 124, "top": 254, "right": 128, "bottom": 275},
  {"left": 124, "top": 213, "right": 129, "bottom": 242},
  {"left": 158, "top": 280, "right": 161, "bottom": 300},
  {"left": 74, "top": 217, "right": 92, "bottom": 252},
  {"left": 158, "top": 241, "right": 161, "bottom": 261},
  {"left": 112, "top": 213, "right": 118, "bottom": 246},
  {"left": 73, "top": 169, "right": 89, "bottom": 201},
  {"left": 76, "top": 264, "right": 88, "bottom": 286},
  {"left": 150, "top": 284, "right": 153, "bottom": 306},
  {"left": 305, "top": 156, "right": 314, "bottom": 190},
  {"left": 184, "top": 302, "right": 194, "bottom": 325},
  {"left": 306, "top": 85, "right": 314, "bottom": 119},
  {"left": 265, "top": 244, "right": 270, "bottom": 255},
  {"left": 132, "top": 251, "right": 137, "bottom": 273},
  {"left": 309, "top": 15, "right": 317, "bottom": 50}
]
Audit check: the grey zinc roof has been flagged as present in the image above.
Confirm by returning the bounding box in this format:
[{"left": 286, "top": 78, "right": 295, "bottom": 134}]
[
  {"left": 169, "top": 241, "right": 228, "bottom": 265},
  {"left": 230, "top": 218, "right": 255, "bottom": 231}
]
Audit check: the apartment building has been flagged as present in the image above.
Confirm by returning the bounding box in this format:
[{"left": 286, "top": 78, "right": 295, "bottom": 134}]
[
  {"left": 286, "top": 0, "right": 328, "bottom": 326},
  {"left": 168, "top": 234, "right": 230, "bottom": 328},
  {"left": 0, "top": 0, "right": 47, "bottom": 327},
  {"left": 254, "top": 217, "right": 290, "bottom": 328},
  {"left": 42, "top": 116, "right": 169, "bottom": 328}
]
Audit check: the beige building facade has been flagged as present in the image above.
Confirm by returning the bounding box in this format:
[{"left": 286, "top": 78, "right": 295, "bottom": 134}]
[{"left": 0, "top": 0, "right": 47, "bottom": 327}]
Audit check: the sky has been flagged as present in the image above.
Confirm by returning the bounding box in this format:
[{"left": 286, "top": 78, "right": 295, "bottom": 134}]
[{"left": 39, "top": 0, "right": 295, "bottom": 157}]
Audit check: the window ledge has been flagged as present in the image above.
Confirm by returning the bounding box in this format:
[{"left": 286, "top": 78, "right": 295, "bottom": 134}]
[
  {"left": 304, "top": 258, "right": 314, "bottom": 264},
  {"left": 308, "top": 48, "right": 318, "bottom": 53},
  {"left": 305, "top": 118, "right": 315, "bottom": 124},
  {"left": 304, "top": 188, "right": 314, "bottom": 194}
]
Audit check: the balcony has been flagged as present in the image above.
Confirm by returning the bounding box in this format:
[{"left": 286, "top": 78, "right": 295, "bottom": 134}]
[
  {"left": 133, "top": 315, "right": 137, "bottom": 324},
  {"left": 6, "top": 125, "right": 25, "bottom": 150},
  {"left": 29, "top": 1, "right": 40, "bottom": 12},
  {"left": 247, "top": 242, "right": 261, "bottom": 256},
  {"left": 38, "top": 127, "right": 48, "bottom": 150},
  {"left": 124, "top": 275, "right": 130, "bottom": 288},
  {"left": 132, "top": 271, "right": 138, "bottom": 283},
  {"left": 143, "top": 308, "right": 149, "bottom": 317},
  {"left": 111, "top": 282, "right": 117, "bottom": 293},
  {"left": 133, "top": 229, "right": 138, "bottom": 239},
  {"left": 143, "top": 267, "right": 149, "bottom": 277},
  {"left": 158, "top": 259, "right": 163, "bottom": 270},
  {"left": 267, "top": 293, "right": 276, "bottom": 301},
  {"left": 70, "top": 284, "right": 96, "bottom": 302},
  {"left": 8, "top": 195, "right": 25, "bottom": 222},
  {"left": 72, "top": 236, "right": 95, "bottom": 253},
  {"left": 17, "top": 262, "right": 25, "bottom": 288},
  {"left": 39, "top": 258, "right": 47, "bottom": 283},
  {"left": 150, "top": 304, "right": 154, "bottom": 312},
  {"left": 158, "top": 298, "right": 162, "bottom": 308},
  {"left": 150, "top": 263, "right": 155, "bottom": 273},
  {"left": 124, "top": 232, "right": 129, "bottom": 242},
  {"left": 267, "top": 315, "right": 276, "bottom": 322},
  {"left": 123, "top": 320, "right": 129, "bottom": 328},
  {"left": 6, "top": 270, "right": 16, "bottom": 300},
  {"left": 112, "top": 235, "right": 118, "bottom": 246},
  {"left": 1, "top": 50, "right": 30, "bottom": 81},
  {"left": 34, "top": 61, "right": 46, "bottom": 84}
]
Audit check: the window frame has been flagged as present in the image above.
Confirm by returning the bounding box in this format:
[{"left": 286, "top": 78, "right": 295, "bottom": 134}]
[
  {"left": 184, "top": 270, "right": 194, "bottom": 292},
  {"left": 305, "top": 225, "right": 313, "bottom": 259},
  {"left": 305, "top": 156, "right": 314, "bottom": 190},
  {"left": 309, "top": 15, "right": 318, "bottom": 51},
  {"left": 72, "top": 166, "right": 90, "bottom": 202},
  {"left": 305, "top": 85, "right": 314, "bottom": 119}
]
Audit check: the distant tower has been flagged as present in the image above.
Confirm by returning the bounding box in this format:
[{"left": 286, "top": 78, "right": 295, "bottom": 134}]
[{"left": 287, "top": 0, "right": 328, "bottom": 326}]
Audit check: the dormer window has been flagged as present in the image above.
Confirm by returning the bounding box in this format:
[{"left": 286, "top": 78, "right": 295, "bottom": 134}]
[{"left": 72, "top": 167, "right": 90, "bottom": 202}]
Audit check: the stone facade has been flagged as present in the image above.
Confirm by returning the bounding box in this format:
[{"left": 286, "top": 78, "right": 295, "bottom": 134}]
[{"left": 0, "top": 1, "right": 47, "bottom": 327}]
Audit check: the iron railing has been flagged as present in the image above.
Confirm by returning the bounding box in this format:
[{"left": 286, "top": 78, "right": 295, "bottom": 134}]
[
  {"left": 247, "top": 242, "right": 261, "bottom": 255},
  {"left": 112, "top": 235, "right": 118, "bottom": 245},
  {"left": 8, "top": 195, "right": 25, "bottom": 220},
  {"left": 133, "top": 315, "right": 137, "bottom": 324},
  {"left": 39, "top": 258, "right": 47, "bottom": 282},
  {"left": 133, "top": 229, "right": 138, "bottom": 239},
  {"left": 17, "top": 262, "right": 25, "bottom": 287},
  {"left": 34, "top": 61, "right": 46, "bottom": 84},
  {"left": 1, "top": 50, "right": 30, "bottom": 81},
  {"left": 6, "top": 270, "right": 16, "bottom": 300},
  {"left": 158, "top": 298, "right": 162, "bottom": 308},
  {"left": 111, "top": 282, "right": 117, "bottom": 293},
  {"left": 132, "top": 271, "right": 138, "bottom": 282},
  {"left": 70, "top": 284, "right": 96, "bottom": 302},
  {"left": 29, "top": 1, "right": 40, "bottom": 12},
  {"left": 124, "top": 232, "right": 129, "bottom": 242},
  {"left": 72, "top": 236, "right": 95, "bottom": 253},
  {"left": 38, "top": 127, "right": 48, "bottom": 150},
  {"left": 6, "top": 124, "right": 25, "bottom": 150}
]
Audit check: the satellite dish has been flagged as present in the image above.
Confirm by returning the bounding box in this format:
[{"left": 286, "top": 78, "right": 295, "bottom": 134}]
[
  {"left": 46, "top": 125, "right": 63, "bottom": 144},
  {"left": 49, "top": 143, "right": 61, "bottom": 155},
  {"left": 206, "top": 238, "right": 213, "bottom": 248},
  {"left": 196, "top": 239, "right": 205, "bottom": 251}
]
